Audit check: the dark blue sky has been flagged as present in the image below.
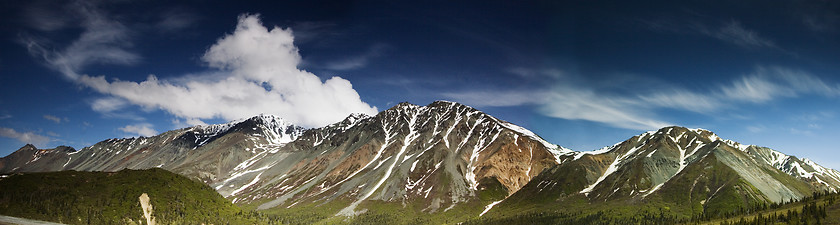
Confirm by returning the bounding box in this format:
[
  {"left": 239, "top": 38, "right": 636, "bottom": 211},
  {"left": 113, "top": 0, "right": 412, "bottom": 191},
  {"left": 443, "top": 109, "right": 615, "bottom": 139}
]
[{"left": 2, "top": 0, "right": 840, "bottom": 168}]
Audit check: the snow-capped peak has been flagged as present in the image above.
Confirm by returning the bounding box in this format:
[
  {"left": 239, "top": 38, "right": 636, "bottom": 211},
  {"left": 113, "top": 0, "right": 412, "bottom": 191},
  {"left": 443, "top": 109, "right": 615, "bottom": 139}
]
[
  {"left": 247, "top": 114, "right": 304, "bottom": 145},
  {"left": 573, "top": 144, "right": 616, "bottom": 160},
  {"left": 186, "top": 114, "right": 304, "bottom": 147},
  {"left": 497, "top": 121, "right": 569, "bottom": 153},
  {"left": 250, "top": 113, "right": 292, "bottom": 125}
]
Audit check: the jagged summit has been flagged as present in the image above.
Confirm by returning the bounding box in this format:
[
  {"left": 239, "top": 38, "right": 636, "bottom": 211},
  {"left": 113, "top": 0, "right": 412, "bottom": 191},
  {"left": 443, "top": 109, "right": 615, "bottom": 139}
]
[
  {"left": 1, "top": 145, "right": 77, "bottom": 173},
  {"left": 248, "top": 113, "right": 293, "bottom": 124},
  {"left": 17, "top": 144, "right": 37, "bottom": 152},
  {"left": 53, "top": 146, "right": 77, "bottom": 153},
  {"left": 191, "top": 113, "right": 293, "bottom": 133},
  {"left": 379, "top": 100, "right": 568, "bottom": 155},
  {"left": 385, "top": 100, "right": 473, "bottom": 112},
  {"left": 183, "top": 113, "right": 305, "bottom": 147},
  {"left": 387, "top": 101, "right": 420, "bottom": 111}
]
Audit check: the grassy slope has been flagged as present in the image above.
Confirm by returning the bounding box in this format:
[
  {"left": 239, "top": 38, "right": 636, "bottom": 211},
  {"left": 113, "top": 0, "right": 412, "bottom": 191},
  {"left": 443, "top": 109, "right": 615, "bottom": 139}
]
[{"left": 0, "top": 168, "right": 270, "bottom": 224}]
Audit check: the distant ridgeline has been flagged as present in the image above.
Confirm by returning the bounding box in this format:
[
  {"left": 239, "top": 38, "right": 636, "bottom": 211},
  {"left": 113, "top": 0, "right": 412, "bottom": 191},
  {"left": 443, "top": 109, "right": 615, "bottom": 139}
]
[{"left": 2, "top": 101, "right": 840, "bottom": 224}]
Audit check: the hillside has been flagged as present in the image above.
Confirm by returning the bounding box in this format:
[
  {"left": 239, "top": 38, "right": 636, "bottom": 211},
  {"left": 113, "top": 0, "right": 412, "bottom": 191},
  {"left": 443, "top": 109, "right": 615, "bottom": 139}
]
[
  {"left": 479, "top": 126, "right": 840, "bottom": 222},
  {"left": 0, "top": 168, "right": 272, "bottom": 224}
]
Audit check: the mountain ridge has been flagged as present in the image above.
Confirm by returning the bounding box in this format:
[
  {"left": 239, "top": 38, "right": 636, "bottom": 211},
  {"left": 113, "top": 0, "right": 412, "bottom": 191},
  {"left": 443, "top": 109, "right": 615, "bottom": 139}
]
[
  {"left": 1, "top": 101, "right": 838, "bottom": 222},
  {"left": 483, "top": 125, "right": 840, "bottom": 219}
]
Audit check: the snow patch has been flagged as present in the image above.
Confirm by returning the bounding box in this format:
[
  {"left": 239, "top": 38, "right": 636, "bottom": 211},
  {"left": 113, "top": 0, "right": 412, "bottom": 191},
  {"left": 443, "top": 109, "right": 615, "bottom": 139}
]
[
  {"left": 479, "top": 200, "right": 503, "bottom": 217},
  {"left": 574, "top": 144, "right": 616, "bottom": 160},
  {"left": 229, "top": 172, "right": 263, "bottom": 196},
  {"left": 580, "top": 145, "right": 641, "bottom": 195},
  {"left": 498, "top": 121, "right": 570, "bottom": 157}
]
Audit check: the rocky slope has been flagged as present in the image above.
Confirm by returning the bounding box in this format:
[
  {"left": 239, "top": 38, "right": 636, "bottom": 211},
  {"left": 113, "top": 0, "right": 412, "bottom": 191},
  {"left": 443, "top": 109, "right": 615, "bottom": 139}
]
[{"left": 217, "top": 101, "right": 569, "bottom": 215}]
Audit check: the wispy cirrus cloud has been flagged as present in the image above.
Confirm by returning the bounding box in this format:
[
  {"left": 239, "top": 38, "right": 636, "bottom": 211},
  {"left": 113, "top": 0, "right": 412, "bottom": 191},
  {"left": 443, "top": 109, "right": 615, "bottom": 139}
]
[
  {"left": 444, "top": 90, "right": 546, "bottom": 107},
  {"left": 444, "top": 83, "right": 674, "bottom": 130},
  {"left": 22, "top": 1, "right": 140, "bottom": 80},
  {"left": 721, "top": 67, "right": 840, "bottom": 102},
  {"left": 637, "top": 89, "right": 723, "bottom": 113},
  {"left": 446, "top": 66, "right": 840, "bottom": 131},
  {"left": 641, "top": 18, "right": 778, "bottom": 50},
  {"left": 0, "top": 127, "right": 50, "bottom": 147},
  {"left": 704, "top": 21, "right": 776, "bottom": 49},
  {"left": 325, "top": 44, "right": 388, "bottom": 71},
  {"left": 42, "top": 114, "right": 66, "bottom": 124},
  {"left": 798, "top": 1, "right": 840, "bottom": 33},
  {"left": 118, "top": 123, "right": 158, "bottom": 137},
  {"left": 89, "top": 97, "right": 145, "bottom": 121},
  {"left": 155, "top": 9, "right": 199, "bottom": 32},
  {"left": 538, "top": 88, "right": 674, "bottom": 130}
]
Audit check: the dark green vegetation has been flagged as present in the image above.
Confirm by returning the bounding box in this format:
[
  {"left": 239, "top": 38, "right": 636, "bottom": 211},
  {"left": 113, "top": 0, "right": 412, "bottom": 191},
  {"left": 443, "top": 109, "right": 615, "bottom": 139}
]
[
  {"left": 707, "top": 191, "right": 840, "bottom": 225},
  {"left": 243, "top": 192, "right": 493, "bottom": 224},
  {"left": 460, "top": 191, "right": 840, "bottom": 225},
  {"left": 0, "top": 168, "right": 281, "bottom": 224}
]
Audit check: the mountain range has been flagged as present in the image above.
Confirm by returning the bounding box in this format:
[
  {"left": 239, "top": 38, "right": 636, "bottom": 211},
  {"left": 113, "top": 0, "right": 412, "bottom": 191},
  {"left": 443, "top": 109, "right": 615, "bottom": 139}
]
[{"left": 2, "top": 101, "right": 838, "bottom": 222}]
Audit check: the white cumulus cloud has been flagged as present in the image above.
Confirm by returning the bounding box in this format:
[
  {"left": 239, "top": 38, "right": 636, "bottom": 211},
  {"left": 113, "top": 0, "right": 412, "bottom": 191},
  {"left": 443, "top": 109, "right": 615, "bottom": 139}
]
[{"left": 27, "top": 11, "right": 378, "bottom": 128}]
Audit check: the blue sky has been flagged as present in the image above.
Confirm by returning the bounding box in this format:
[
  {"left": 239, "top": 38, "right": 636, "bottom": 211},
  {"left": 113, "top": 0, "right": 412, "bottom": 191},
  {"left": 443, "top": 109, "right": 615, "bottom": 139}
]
[{"left": 2, "top": 1, "right": 840, "bottom": 169}]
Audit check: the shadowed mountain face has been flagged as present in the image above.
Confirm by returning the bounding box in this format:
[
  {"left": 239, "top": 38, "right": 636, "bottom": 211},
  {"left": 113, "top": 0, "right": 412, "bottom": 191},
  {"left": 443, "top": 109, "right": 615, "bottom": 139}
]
[
  {"left": 0, "top": 144, "right": 75, "bottom": 173},
  {"left": 2, "top": 102, "right": 839, "bottom": 219}
]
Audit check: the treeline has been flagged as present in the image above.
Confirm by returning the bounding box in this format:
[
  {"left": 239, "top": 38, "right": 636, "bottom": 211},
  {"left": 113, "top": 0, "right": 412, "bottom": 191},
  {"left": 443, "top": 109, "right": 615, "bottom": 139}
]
[
  {"left": 712, "top": 191, "right": 836, "bottom": 225},
  {"left": 464, "top": 191, "right": 839, "bottom": 225},
  {"left": 462, "top": 211, "right": 684, "bottom": 225},
  {"left": 690, "top": 190, "right": 837, "bottom": 222},
  {"left": 718, "top": 202, "right": 827, "bottom": 225}
]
